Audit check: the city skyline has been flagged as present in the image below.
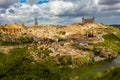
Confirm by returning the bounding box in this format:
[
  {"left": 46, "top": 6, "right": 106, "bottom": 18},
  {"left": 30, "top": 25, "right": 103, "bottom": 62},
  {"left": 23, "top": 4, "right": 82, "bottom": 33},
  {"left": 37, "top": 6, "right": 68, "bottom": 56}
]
[{"left": 0, "top": 0, "right": 120, "bottom": 25}]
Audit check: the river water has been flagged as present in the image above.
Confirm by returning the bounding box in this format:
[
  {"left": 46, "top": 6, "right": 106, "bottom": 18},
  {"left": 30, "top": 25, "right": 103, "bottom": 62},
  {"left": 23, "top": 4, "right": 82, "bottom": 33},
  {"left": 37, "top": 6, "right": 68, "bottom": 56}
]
[{"left": 70, "top": 55, "right": 120, "bottom": 80}]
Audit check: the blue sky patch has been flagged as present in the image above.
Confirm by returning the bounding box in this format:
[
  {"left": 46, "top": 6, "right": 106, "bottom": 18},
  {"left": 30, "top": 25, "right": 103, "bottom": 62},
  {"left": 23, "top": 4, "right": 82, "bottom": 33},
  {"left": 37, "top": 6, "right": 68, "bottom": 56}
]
[
  {"left": 36, "top": 0, "right": 49, "bottom": 5},
  {"left": 20, "top": 0, "right": 26, "bottom": 3}
]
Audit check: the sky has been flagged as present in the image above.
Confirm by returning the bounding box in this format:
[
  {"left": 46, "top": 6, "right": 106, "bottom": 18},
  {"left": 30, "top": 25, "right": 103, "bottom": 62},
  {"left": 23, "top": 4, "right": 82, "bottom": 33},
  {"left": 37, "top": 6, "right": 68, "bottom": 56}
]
[{"left": 0, "top": 0, "right": 120, "bottom": 25}]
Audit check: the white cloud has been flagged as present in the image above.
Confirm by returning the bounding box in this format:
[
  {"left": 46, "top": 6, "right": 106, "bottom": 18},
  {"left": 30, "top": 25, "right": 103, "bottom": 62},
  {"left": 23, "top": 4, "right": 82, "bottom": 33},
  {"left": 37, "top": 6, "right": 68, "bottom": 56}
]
[
  {"left": 0, "top": 0, "right": 19, "bottom": 8},
  {"left": 0, "top": 0, "right": 120, "bottom": 25},
  {"left": 49, "top": 1, "right": 74, "bottom": 16}
]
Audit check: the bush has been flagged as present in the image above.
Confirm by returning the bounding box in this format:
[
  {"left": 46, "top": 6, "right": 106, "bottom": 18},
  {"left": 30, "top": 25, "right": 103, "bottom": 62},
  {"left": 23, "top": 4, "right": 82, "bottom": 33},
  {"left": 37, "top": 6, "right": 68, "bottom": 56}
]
[
  {"left": 93, "top": 48, "right": 101, "bottom": 56},
  {"left": 0, "top": 47, "right": 28, "bottom": 77},
  {"left": 58, "top": 56, "right": 72, "bottom": 66},
  {"left": 58, "top": 31, "right": 66, "bottom": 35},
  {"left": 58, "top": 38, "right": 67, "bottom": 42}
]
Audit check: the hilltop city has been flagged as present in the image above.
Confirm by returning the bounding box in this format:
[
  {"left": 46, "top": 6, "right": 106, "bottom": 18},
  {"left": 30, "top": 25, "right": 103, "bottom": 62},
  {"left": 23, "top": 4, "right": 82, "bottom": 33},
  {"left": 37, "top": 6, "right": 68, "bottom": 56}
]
[
  {"left": 0, "top": 17, "right": 120, "bottom": 80},
  {"left": 1, "top": 0, "right": 120, "bottom": 80},
  {"left": 0, "top": 17, "right": 119, "bottom": 63}
]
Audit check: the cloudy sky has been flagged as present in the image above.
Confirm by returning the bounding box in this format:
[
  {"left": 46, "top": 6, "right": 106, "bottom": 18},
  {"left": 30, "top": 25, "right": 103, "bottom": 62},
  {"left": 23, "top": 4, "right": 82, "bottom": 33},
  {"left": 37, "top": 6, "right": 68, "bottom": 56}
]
[{"left": 0, "top": 0, "right": 120, "bottom": 25}]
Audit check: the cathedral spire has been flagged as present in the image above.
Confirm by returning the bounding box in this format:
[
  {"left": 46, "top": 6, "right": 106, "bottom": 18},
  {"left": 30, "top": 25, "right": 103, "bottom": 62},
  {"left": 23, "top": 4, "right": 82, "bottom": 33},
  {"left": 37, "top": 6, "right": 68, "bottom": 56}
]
[{"left": 35, "top": 17, "right": 38, "bottom": 26}]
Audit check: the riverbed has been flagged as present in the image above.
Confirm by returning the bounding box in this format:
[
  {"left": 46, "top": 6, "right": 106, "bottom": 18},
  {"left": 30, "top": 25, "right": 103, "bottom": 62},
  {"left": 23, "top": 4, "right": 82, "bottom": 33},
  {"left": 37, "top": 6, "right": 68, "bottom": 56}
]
[{"left": 68, "top": 55, "right": 120, "bottom": 80}]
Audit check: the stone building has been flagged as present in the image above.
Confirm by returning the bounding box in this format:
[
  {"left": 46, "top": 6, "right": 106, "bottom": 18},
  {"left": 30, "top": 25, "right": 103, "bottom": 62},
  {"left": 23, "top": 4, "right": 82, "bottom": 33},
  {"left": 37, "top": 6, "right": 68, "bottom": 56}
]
[
  {"left": 35, "top": 18, "right": 38, "bottom": 26},
  {"left": 0, "top": 23, "right": 24, "bottom": 35},
  {"left": 82, "top": 17, "right": 95, "bottom": 24}
]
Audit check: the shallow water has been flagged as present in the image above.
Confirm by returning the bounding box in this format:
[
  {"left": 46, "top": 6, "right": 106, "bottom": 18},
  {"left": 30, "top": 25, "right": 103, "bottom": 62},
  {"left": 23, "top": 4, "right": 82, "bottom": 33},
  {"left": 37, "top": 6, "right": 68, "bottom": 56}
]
[{"left": 70, "top": 55, "right": 120, "bottom": 80}]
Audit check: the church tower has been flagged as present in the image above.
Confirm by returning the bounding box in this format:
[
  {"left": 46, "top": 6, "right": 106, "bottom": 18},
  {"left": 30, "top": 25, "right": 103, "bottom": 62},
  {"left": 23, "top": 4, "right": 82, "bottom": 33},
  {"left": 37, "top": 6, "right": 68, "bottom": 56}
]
[
  {"left": 35, "top": 17, "right": 38, "bottom": 26},
  {"left": 20, "top": 21, "right": 25, "bottom": 27}
]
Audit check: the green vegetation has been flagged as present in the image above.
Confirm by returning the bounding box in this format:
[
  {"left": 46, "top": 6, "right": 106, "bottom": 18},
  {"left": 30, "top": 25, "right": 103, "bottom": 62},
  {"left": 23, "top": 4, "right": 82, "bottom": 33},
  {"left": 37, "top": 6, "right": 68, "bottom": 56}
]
[
  {"left": 0, "top": 37, "right": 34, "bottom": 46},
  {"left": 0, "top": 46, "right": 95, "bottom": 80},
  {"left": 0, "top": 45, "right": 119, "bottom": 80},
  {"left": 98, "top": 66, "right": 120, "bottom": 80},
  {"left": 58, "top": 55, "right": 72, "bottom": 66},
  {"left": 58, "top": 38, "right": 67, "bottom": 42},
  {"left": 0, "top": 47, "right": 61, "bottom": 80},
  {"left": 0, "top": 57, "right": 61, "bottom": 80},
  {"left": 95, "top": 33, "right": 120, "bottom": 53},
  {"left": 0, "top": 47, "right": 28, "bottom": 77},
  {"left": 57, "top": 31, "right": 66, "bottom": 35},
  {"left": 103, "top": 33, "right": 120, "bottom": 41},
  {"left": 0, "top": 27, "right": 120, "bottom": 80},
  {"left": 37, "top": 47, "right": 53, "bottom": 58},
  {"left": 108, "top": 27, "right": 118, "bottom": 32},
  {"left": 93, "top": 48, "right": 101, "bottom": 56},
  {"left": 116, "top": 31, "right": 120, "bottom": 39},
  {"left": 29, "top": 45, "right": 53, "bottom": 59}
]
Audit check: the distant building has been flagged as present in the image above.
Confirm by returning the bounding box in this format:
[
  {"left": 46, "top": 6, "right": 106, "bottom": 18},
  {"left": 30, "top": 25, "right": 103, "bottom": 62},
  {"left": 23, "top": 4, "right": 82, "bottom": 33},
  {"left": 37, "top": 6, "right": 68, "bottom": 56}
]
[
  {"left": 0, "top": 23, "right": 24, "bottom": 35},
  {"left": 35, "top": 18, "right": 38, "bottom": 26},
  {"left": 20, "top": 21, "right": 25, "bottom": 27},
  {"left": 82, "top": 17, "right": 95, "bottom": 24}
]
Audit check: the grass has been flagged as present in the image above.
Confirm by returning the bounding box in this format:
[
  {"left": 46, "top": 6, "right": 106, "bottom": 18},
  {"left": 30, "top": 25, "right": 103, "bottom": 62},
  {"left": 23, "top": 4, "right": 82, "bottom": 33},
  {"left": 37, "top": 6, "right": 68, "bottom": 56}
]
[
  {"left": 98, "top": 66, "right": 120, "bottom": 80},
  {"left": 0, "top": 37, "right": 34, "bottom": 46},
  {"left": 0, "top": 46, "right": 85, "bottom": 80},
  {"left": 95, "top": 33, "right": 120, "bottom": 53},
  {"left": 0, "top": 57, "right": 61, "bottom": 80},
  {"left": 0, "top": 47, "right": 61, "bottom": 80},
  {"left": 1, "top": 40, "right": 33, "bottom": 46},
  {"left": 0, "top": 47, "right": 28, "bottom": 77},
  {"left": 0, "top": 45, "right": 119, "bottom": 80},
  {"left": 103, "top": 33, "right": 120, "bottom": 41},
  {"left": 116, "top": 32, "right": 120, "bottom": 39},
  {"left": 0, "top": 32, "right": 120, "bottom": 80}
]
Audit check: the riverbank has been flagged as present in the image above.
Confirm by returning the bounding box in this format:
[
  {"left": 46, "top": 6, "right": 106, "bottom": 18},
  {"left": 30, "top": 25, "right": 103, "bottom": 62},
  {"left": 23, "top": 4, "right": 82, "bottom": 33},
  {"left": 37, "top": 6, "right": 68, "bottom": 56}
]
[
  {"left": 61, "top": 55, "right": 120, "bottom": 80},
  {"left": 98, "top": 64, "right": 120, "bottom": 80},
  {"left": 0, "top": 46, "right": 120, "bottom": 80}
]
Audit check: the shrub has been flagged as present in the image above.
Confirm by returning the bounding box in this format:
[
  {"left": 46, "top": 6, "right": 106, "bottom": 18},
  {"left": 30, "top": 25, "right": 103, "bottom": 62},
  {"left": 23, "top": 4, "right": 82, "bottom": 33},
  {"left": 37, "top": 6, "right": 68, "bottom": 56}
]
[
  {"left": 0, "top": 47, "right": 28, "bottom": 77},
  {"left": 58, "top": 38, "right": 67, "bottom": 42}
]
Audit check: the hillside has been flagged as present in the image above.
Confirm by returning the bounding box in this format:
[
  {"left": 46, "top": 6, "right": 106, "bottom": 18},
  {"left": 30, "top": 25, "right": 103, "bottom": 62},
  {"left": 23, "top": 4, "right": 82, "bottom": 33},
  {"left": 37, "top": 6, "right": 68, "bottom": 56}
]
[
  {"left": 99, "top": 66, "right": 120, "bottom": 80},
  {"left": 95, "top": 33, "right": 120, "bottom": 54}
]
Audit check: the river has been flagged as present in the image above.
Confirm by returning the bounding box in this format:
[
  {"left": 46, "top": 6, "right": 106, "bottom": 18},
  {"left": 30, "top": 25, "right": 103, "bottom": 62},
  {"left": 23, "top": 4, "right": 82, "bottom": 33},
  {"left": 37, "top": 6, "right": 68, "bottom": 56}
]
[{"left": 69, "top": 55, "right": 120, "bottom": 80}]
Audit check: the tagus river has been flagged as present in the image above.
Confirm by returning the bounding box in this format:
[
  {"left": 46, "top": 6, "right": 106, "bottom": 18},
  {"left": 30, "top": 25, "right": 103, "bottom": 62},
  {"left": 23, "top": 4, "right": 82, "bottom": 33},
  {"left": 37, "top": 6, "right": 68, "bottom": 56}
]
[{"left": 67, "top": 55, "right": 120, "bottom": 80}]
